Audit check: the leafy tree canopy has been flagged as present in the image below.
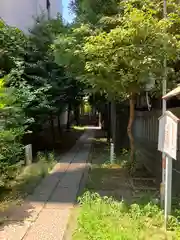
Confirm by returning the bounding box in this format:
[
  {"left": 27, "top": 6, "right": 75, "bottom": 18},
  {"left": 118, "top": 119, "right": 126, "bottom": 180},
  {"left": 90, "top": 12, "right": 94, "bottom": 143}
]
[
  {"left": 84, "top": 5, "right": 178, "bottom": 99},
  {"left": 70, "top": 0, "right": 119, "bottom": 24}
]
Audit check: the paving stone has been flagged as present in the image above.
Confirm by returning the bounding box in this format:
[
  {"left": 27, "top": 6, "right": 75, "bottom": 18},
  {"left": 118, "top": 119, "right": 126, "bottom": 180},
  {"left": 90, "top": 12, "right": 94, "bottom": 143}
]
[
  {"left": 23, "top": 209, "right": 71, "bottom": 240},
  {"left": 26, "top": 174, "right": 62, "bottom": 203},
  {"left": 58, "top": 166, "right": 84, "bottom": 188},
  {"left": 73, "top": 148, "right": 91, "bottom": 164},
  {"left": 48, "top": 164, "right": 68, "bottom": 177},
  {"left": 45, "top": 187, "right": 78, "bottom": 209},
  {"left": 45, "top": 202, "right": 73, "bottom": 210}
]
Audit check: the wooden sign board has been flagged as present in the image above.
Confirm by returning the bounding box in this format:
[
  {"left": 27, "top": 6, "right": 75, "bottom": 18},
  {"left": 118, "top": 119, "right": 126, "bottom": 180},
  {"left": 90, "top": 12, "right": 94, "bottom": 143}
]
[{"left": 158, "top": 111, "right": 179, "bottom": 160}]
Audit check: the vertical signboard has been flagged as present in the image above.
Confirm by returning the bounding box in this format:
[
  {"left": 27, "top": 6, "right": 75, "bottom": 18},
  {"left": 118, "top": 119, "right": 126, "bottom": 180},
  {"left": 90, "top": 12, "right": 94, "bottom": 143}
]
[
  {"left": 158, "top": 111, "right": 178, "bottom": 160},
  {"left": 158, "top": 110, "right": 179, "bottom": 227}
]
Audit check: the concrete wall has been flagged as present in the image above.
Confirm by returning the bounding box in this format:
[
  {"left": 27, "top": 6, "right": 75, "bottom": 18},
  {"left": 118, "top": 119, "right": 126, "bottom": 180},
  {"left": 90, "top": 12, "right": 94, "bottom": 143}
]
[{"left": 0, "top": 0, "right": 62, "bottom": 32}]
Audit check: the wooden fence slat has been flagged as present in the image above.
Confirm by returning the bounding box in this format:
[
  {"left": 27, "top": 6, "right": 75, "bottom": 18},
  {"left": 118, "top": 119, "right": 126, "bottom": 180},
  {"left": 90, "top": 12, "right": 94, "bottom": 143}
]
[{"left": 134, "top": 108, "right": 180, "bottom": 155}]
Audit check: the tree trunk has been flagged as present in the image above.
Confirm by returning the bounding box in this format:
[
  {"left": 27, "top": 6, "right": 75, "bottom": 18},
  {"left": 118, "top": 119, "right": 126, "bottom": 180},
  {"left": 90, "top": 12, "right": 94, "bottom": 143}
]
[
  {"left": 74, "top": 106, "right": 80, "bottom": 126},
  {"left": 80, "top": 102, "right": 84, "bottom": 116},
  {"left": 66, "top": 103, "right": 71, "bottom": 130},
  {"left": 111, "top": 100, "right": 116, "bottom": 148},
  {"left": 57, "top": 114, "right": 61, "bottom": 135},
  {"left": 107, "top": 102, "right": 111, "bottom": 143},
  {"left": 127, "top": 93, "right": 135, "bottom": 162},
  {"left": 50, "top": 114, "right": 55, "bottom": 145}
]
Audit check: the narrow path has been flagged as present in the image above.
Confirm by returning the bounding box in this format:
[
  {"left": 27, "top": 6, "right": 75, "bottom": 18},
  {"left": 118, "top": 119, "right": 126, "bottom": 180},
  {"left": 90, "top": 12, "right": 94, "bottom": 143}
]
[{"left": 0, "top": 129, "right": 95, "bottom": 240}]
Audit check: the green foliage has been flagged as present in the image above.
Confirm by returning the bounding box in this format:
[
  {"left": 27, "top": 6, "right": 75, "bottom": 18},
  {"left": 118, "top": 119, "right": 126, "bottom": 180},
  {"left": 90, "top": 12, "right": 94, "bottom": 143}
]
[
  {"left": 54, "top": 24, "right": 92, "bottom": 77},
  {"left": 0, "top": 15, "right": 87, "bottom": 187},
  {"left": 0, "top": 20, "right": 26, "bottom": 77},
  {"left": 0, "top": 21, "right": 29, "bottom": 185},
  {"left": 70, "top": 0, "right": 119, "bottom": 24},
  {"left": 0, "top": 14, "right": 88, "bottom": 188},
  {"left": 25, "top": 16, "right": 85, "bottom": 128},
  {"left": 0, "top": 151, "right": 57, "bottom": 213},
  {"left": 88, "top": 92, "right": 108, "bottom": 112},
  {"left": 19, "top": 17, "right": 67, "bottom": 129},
  {"left": 56, "top": 0, "right": 180, "bottom": 99},
  {"left": 0, "top": 79, "right": 26, "bottom": 186},
  {"left": 5, "top": 15, "right": 84, "bottom": 131},
  {"left": 53, "top": 23, "right": 92, "bottom": 109},
  {"left": 84, "top": 102, "right": 91, "bottom": 114},
  {"left": 83, "top": 3, "right": 178, "bottom": 98},
  {"left": 73, "top": 191, "right": 179, "bottom": 239}
]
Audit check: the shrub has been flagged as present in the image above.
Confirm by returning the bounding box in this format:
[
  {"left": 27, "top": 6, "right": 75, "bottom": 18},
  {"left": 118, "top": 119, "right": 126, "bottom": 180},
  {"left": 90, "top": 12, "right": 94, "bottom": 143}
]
[{"left": 0, "top": 79, "right": 26, "bottom": 187}]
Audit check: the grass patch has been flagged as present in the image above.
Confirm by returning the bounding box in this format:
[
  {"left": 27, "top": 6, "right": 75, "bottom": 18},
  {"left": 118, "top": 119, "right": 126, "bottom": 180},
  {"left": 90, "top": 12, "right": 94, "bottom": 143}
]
[
  {"left": 86, "top": 141, "right": 130, "bottom": 193},
  {"left": 0, "top": 152, "right": 57, "bottom": 214},
  {"left": 86, "top": 163, "right": 127, "bottom": 191},
  {"left": 72, "top": 125, "right": 86, "bottom": 131},
  {"left": 73, "top": 192, "right": 180, "bottom": 240},
  {"left": 73, "top": 130, "right": 180, "bottom": 239}
]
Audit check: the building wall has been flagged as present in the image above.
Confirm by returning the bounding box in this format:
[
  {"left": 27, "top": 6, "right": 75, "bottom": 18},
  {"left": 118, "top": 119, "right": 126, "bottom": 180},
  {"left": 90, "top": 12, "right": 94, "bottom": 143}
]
[
  {"left": 50, "top": 0, "right": 62, "bottom": 18},
  {"left": 0, "top": 0, "right": 62, "bottom": 32},
  {"left": 0, "top": 0, "right": 36, "bottom": 31}
]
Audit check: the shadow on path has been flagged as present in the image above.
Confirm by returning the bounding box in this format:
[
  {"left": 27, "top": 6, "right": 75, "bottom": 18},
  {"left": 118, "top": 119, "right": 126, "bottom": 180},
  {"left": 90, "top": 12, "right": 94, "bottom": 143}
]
[
  {"left": 0, "top": 127, "right": 163, "bottom": 240},
  {"left": 0, "top": 128, "right": 94, "bottom": 239}
]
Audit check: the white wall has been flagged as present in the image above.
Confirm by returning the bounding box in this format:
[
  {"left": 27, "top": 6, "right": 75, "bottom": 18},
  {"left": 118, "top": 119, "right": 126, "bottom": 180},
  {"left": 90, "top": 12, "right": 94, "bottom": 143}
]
[
  {"left": 0, "top": 0, "right": 62, "bottom": 32},
  {"left": 0, "top": 0, "right": 36, "bottom": 31},
  {"left": 37, "top": 0, "right": 47, "bottom": 16},
  {"left": 50, "top": 0, "right": 62, "bottom": 18}
]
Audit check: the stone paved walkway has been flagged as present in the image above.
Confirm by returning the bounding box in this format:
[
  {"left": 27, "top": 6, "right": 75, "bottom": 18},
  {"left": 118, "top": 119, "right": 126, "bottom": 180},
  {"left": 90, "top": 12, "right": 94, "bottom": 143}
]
[{"left": 0, "top": 129, "right": 95, "bottom": 240}]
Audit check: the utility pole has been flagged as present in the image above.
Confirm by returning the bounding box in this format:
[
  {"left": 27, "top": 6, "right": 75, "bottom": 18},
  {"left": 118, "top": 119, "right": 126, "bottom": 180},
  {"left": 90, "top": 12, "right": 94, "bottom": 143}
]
[{"left": 160, "top": 0, "right": 167, "bottom": 207}]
